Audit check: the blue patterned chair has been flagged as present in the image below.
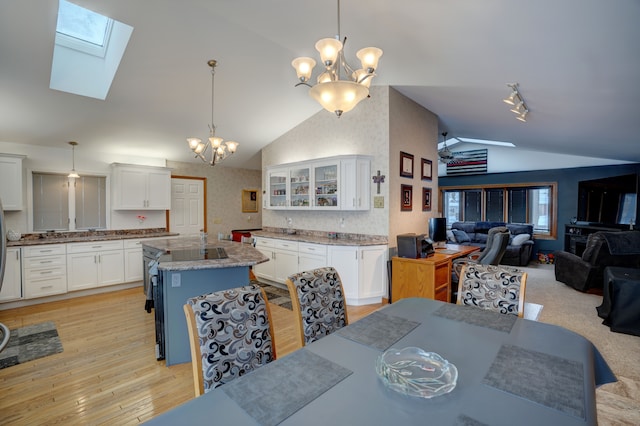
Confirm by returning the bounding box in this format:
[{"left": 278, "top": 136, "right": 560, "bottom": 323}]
[
  {"left": 286, "top": 267, "right": 349, "bottom": 347},
  {"left": 183, "top": 284, "right": 276, "bottom": 396},
  {"left": 457, "top": 264, "right": 528, "bottom": 317}
]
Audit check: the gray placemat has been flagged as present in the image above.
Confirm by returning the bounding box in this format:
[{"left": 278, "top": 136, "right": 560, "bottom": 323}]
[
  {"left": 336, "top": 311, "right": 420, "bottom": 351},
  {"left": 434, "top": 303, "right": 517, "bottom": 333},
  {"left": 222, "top": 349, "right": 352, "bottom": 426},
  {"left": 483, "top": 344, "right": 585, "bottom": 419},
  {"left": 455, "top": 414, "right": 489, "bottom": 426}
]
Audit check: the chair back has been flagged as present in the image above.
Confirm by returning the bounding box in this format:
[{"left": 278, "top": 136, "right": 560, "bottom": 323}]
[
  {"left": 476, "top": 226, "right": 509, "bottom": 263},
  {"left": 183, "top": 284, "right": 276, "bottom": 396},
  {"left": 479, "top": 230, "right": 510, "bottom": 265},
  {"left": 286, "top": 267, "right": 349, "bottom": 347},
  {"left": 457, "top": 264, "right": 527, "bottom": 317}
]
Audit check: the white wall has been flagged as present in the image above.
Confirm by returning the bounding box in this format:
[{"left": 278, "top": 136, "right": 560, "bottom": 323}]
[{"left": 261, "top": 86, "right": 390, "bottom": 236}]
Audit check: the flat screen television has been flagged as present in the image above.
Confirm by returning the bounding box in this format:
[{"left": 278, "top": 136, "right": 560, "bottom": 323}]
[{"left": 577, "top": 173, "right": 639, "bottom": 226}]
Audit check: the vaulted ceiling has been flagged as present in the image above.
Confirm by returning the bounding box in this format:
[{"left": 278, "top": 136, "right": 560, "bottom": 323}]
[{"left": 1, "top": 0, "right": 639, "bottom": 170}]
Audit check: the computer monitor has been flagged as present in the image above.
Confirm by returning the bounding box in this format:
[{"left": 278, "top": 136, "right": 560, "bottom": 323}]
[{"left": 428, "top": 218, "right": 447, "bottom": 247}]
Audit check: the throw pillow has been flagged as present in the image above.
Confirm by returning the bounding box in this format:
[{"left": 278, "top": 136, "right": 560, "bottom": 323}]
[
  {"left": 452, "top": 230, "right": 471, "bottom": 243},
  {"left": 511, "top": 233, "right": 531, "bottom": 246},
  {"left": 446, "top": 230, "right": 456, "bottom": 243}
]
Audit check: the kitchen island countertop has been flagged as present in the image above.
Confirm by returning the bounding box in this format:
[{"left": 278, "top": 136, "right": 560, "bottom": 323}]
[{"left": 142, "top": 238, "right": 268, "bottom": 271}]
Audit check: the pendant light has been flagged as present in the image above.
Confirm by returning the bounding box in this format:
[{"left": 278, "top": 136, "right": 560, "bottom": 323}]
[{"left": 68, "top": 141, "right": 80, "bottom": 178}]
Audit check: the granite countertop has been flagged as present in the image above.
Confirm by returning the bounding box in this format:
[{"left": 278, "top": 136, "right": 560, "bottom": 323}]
[
  {"left": 7, "top": 229, "right": 179, "bottom": 247},
  {"left": 251, "top": 230, "right": 388, "bottom": 246},
  {"left": 142, "top": 237, "right": 269, "bottom": 271}
]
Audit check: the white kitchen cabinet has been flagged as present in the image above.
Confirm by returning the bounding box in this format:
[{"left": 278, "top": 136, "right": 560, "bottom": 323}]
[
  {"left": 0, "top": 154, "right": 25, "bottom": 210},
  {"left": 253, "top": 237, "right": 299, "bottom": 284},
  {"left": 111, "top": 163, "right": 171, "bottom": 210},
  {"left": 298, "top": 242, "right": 328, "bottom": 272},
  {"left": 67, "top": 240, "right": 124, "bottom": 291},
  {"left": 123, "top": 239, "right": 144, "bottom": 282},
  {"left": 22, "top": 244, "right": 67, "bottom": 299},
  {"left": 340, "top": 156, "right": 371, "bottom": 211},
  {"left": 264, "top": 155, "right": 370, "bottom": 211},
  {"left": 273, "top": 240, "right": 299, "bottom": 283},
  {"left": 0, "top": 247, "right": 22, "bottom": 302},
  {"left": 328, "top": 244, "right": 387, "bottom": 305}
]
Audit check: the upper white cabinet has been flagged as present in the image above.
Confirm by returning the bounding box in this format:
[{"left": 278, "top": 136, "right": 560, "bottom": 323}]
[
  {"left": 265, "top": 155, "right": 370, "bottom": 211},
  {"left": 0, "top": 154, "right": 25, "bottom": 210},
  {"left": 111, "top": 163, "right": 171, "bottom": 210}
]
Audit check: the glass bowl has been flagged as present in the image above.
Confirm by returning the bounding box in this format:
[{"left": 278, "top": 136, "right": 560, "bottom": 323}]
[{"left": 375, "top": 347, "right": 458, "bottom": 398}]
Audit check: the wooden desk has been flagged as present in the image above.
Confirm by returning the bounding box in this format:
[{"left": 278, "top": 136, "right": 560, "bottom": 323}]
[{"left": 391, "top": 244, "right": 479, "bottom": 303}]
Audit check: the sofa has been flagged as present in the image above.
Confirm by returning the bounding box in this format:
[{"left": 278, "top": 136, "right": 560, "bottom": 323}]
[
  {"left": 447, "top": 221, "right": 535, "bottom": 266},
  {"left": 554, "top": 231, "right": 640, "bottom": 292}
]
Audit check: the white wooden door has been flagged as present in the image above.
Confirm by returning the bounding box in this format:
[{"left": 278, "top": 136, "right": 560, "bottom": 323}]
[{"left": 170, "top": 178, "right": 205, "bottom": 237}]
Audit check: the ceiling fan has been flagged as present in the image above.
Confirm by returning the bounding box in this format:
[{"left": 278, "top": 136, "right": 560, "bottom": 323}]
[{"left": 438, "top": 132, "right": 456, "bottom": 164}]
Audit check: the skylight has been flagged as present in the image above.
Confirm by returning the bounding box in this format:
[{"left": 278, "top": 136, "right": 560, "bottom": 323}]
[
  {"left": 57, "top": 0, "right": 111, "bottom": 49},
  {"left": 50, "top": 0, "right": 133, "bottom": 100}
]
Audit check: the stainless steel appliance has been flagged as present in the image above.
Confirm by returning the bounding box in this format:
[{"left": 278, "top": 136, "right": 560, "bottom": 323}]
[
  {"left": 0, "top": 198, "right": 11, "bottom": 352},
  {"left": 143, "top": 243, "right": 228, "bottom": 360}
]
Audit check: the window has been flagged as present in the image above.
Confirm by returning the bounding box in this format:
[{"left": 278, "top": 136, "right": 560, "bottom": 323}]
[
  {"left": 440, "top": 182, "right": 557, "bottom": 238},
  {"left": 32, "top": 172, "right": 107, "bottom": 232}
]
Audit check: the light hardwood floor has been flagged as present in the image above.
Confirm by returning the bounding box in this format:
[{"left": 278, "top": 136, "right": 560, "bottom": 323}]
[
  {"left": 0, "top": 286, "right": 636, "bottom": 425},
  {"left": 0, "top": 287, "right": 380, "bottom": 425}
]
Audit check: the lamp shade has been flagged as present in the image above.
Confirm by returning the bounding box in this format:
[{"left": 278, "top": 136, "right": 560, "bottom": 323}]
[
  {"left": 356, "top": 47, "right": 383, "bottom": 72},
  {"left": 315, "top": 38, "right": 343, "bottom": 67},
  {"left": 309, "top": 80, "right": 369, "bottom": 116},
  {"left": 291, "top": 57, "right": 316, "bottom": 83}
]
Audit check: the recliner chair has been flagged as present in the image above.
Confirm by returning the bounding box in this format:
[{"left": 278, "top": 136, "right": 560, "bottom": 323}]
[{"left": 554, "top": 231, "right": 640, "bottom": 292}]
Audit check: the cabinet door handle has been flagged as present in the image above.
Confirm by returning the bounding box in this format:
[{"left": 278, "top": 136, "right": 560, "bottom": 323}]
[
  {"left": 40, "top": 249, "right": 53, "bottom": 253},
  {"left": 40, "top": 260, "right": 53, "bottom": 264},
  {"left": 92, "top": 245, "right": 102, "bottom": 249},
  {"left": 41, "top": 285, "right": 53, "bottom": 289},
  {"left": 16, "top": 251, "right": 19, "bottom": 260},
  {"left": 40, "top": 271, "right": 53, "bottom": 275}
]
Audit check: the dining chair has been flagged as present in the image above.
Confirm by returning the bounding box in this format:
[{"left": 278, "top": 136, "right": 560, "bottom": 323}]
[
  {"left": 183, "top": 284, "right": 276, "bottom": 396},
  {"left": 457, "top": 263, "right": 528, "bottom": 317},
  {"left": 285, "top": 267, "right": 349, "bottom": 347}
]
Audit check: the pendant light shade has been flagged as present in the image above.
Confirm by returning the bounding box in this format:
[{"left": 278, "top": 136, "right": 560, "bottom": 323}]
[{"left": 68, "top": 141, "right": 79, "bottom": 178}]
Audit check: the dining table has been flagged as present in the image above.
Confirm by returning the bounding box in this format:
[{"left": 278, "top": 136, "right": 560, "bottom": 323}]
[{"left": 145, "top": 297, "right": 615, "bottom": 426}]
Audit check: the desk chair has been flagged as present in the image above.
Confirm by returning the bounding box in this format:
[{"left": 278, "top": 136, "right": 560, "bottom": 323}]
[
  {"left": 286, "top": 267, "right": 349, "bottom": 347},
  {"left": 457, "top": 264, "right": 527, "bottom": 317},
  {"left": 183, "top": 284, "right": 276, "bottom": 396}
]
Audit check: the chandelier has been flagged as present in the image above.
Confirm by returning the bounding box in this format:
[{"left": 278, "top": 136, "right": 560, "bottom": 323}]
[
  {"left": 187, "top": 60, "right": 238, "bottom": 166},
  {"left": 291, "top": 0, "right": 382, "bottom": 117}
]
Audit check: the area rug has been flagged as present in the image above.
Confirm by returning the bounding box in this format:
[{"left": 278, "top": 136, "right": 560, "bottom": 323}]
[
  {"left": 0, "top": 321, "right": 63, "bottom": 369},
  {"left": 253, "top": 280, "right": 292, "bottom": 310}
]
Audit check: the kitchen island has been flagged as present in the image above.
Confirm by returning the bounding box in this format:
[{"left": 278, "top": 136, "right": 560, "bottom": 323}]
[{"left": 142, "top": 238, "right": 268, "bottom": 366}]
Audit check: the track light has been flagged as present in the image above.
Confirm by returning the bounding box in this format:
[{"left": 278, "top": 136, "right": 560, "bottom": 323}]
[{"left": 504, "top": 83, "right": 529, "bottom": 122}]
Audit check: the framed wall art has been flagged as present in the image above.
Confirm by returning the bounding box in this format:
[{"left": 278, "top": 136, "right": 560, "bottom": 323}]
[
  {"left": 401, "top": 184, "right": 413, "bottom": 211},
  {"left": 400, "top": 151, "right": 414, "bottom": 178},
  {"left": 422, "top": 187, "right": 432, "bottom": 211},
  {"left": 421, "top": 158, "right": 432, "bottom": 181},
  {"left": 242, "top": 189, "right": 258, "bottom": 212}
]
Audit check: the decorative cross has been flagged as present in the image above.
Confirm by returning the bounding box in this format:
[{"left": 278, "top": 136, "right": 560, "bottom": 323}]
[{"left": 372, "top": 170, "right": 385, "bottom": 194}]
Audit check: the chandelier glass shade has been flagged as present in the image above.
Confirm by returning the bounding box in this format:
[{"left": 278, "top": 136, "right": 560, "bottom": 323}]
[
  {"left": 291, "top": 0, "right": 382, "bottom": 117},
  {"left": 187, "top": 59, "right": 238, "bottom": 166}
]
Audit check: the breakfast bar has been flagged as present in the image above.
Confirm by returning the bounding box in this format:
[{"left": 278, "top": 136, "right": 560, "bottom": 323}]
[{"left": 142, "top": 238, "right": 268, "bottom": 365}]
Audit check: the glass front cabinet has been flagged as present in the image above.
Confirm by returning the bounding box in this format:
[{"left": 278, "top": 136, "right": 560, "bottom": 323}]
[{"left": 265, "top": 155, "right": 371, "bottom": 211}]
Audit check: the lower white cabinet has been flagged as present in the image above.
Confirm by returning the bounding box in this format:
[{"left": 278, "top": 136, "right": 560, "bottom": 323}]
[
  {"left": 328, "top": 244, "right": 387, "bottom": 306},
  {"left": 298, "top": 242, "right": 328, "bottom": 272},
  {"left": 22, "top": 244, "right": 67, "bottom": 299},
  {"left": 0, "top": 247, "right": 22, "bottom": 302},
  {"left": 253, "top": 238, "right": 300, "bottom": 284},
  {"left": 67, "top": 241, "right": 124, "bottom": 291},
  {"left": 253, "top": 237, "right": 387, "bottom": 304},
  {"left": 124, "top": 239, "right": 144, "bottom": 282}
]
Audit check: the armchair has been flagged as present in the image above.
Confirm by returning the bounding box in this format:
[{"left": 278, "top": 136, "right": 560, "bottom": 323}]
[{"left": 554, "top": 231, "right": 640, "bottom": 292}]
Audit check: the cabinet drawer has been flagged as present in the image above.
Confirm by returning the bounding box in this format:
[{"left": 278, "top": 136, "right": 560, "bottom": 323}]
[
  {"left": 23, "top": 255, "right": 66, "bottom": 269},
  {"left": 67, "top": 240, "right": 124, "bottom": 253},
  {"left": 24, "top": 264, "right": 66, "bottom": 280},
  {"left": 123, "top": 239, "right": 144, "bottom": 249},
  {"left": 255, "top": 238, "right": 275, "bottom": 249},
  {"left": 274, "top": 240, "right": 298, "bottom": 251},
  {"left": 24, "top": 275, "right": 67, "bottom": 299},
  {"left": 23, "top": 244, "right": 66, "bottom": 257},
  {"left": 298, "top": 242, "right": 327, "bottom": 256}
]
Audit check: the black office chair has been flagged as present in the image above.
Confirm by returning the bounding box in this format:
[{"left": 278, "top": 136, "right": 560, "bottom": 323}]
[{"left": 451, "top": 227, "right": 511, "bottom": 302}]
